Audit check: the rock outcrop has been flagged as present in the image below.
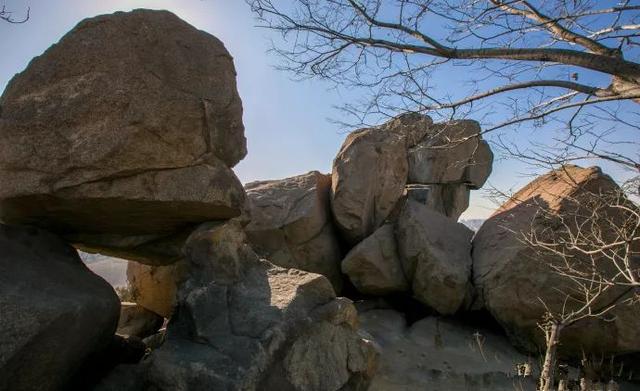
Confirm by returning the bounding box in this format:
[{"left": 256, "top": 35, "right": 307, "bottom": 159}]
[
  {"left": 127, "top": 259, "right": 188, "bottom": 318},
  {"left": 245, "top": 171, "right": 343, "bottom": 291},
  {"left": 330, "top": 115, "right": 492, "bottom": 246},
  {"left": 359, "top": 306, "right": 537, "bottom": 391},
  {"left": 396, "top": 200, "right": 474, "bottom": 315},
  {"left": 0, "top": 9, "right": 246, "bottom": 251},
  {"left": 103, "top": 221, "right": 379, "bottom": 390},
  {"left": 0, "top": 224, "right": 120, "bottom": 391},
  {"left": 473, "top": 165, "right": 640, "bottom": 355}
]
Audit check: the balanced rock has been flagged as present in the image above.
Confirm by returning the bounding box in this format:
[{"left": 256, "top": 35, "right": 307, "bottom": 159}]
[
  {"left": 473, "top": 165, "right": 640, "bottom": 355},
  {"left": 127, "top": 259, "right": 188, "bottom": 318},
  {"left": 117, "top": 302, "right": 164, "bottom": 339},
  {"left": 342, "top": 224, "right": 409, "bottom": 295},
  {"left": 244, "top": 171, "right": 343, "bottom": 290},
  {"left": 0, "top": 9, "right": 246, "bottom": 240},
  {"left": 396, "top": 200, "right": 474, "bottom": 314},
  {"left": 0, "top": 224, "right": 120, "bottom": 391},
  {"left": 407, "top": 120, "right": 492, "bottom": 188},
  {"left": 330, "top": 114, "right": 435, "bottom": 244},
  {"left": 131, "top": 220, "right": 379, "bottom": 390},
  {"left": 359, "top": 307, "right": 537, "bottom": 391}
]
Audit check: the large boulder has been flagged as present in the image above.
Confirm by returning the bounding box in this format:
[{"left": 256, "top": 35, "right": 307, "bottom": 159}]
[
  {"left": 244, "top": 171, "right": 343, "bottom": 291},
  {"left": 330, "top": 115, "right": 430, "bottom": 244},
  {"left": 359, "top": 307, "right": 537, "bottom": 391},
  {"left": 395, "top": 199, "right": 474, "bottom": 314},
  {"left": 407, "top": 120, "right": 492, "bottom": 189},
  {"left": 473, "top": 165, "right": 640, "bottom": 355},
  {"left": 342, "top": 224, "right": 409, "bottom": 295},
  {"left": 0, "top": 9, "right": 246, "bottom": 242},
  {"left": 127, "top": 259, "right": 188, "bottom": 318},
  {"left": 0, "top": 224, "right": 120, "bottom": 391},
  {"left": 102, "top": 220, "right": 379, "bottom": 390}
]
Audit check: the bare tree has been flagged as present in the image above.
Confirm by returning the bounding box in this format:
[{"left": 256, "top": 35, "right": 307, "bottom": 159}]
[
  {"left": 1, "top": 4, "right": 29, "bottom": 23},
  {"left": 516, "top": 175, "right": 640, "bottom": 390},
  {"left": 247, "top": 0, "right": 640, "bottom": 173}
]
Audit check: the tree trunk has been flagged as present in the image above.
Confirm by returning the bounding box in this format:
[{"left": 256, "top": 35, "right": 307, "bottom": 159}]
[{"left": 539, "top": 322, "right": 562, "bottom": 391}]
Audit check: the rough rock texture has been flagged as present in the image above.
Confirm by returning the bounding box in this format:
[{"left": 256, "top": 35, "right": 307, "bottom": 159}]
[
  {"left": 342, "top": 224, "right": 409, "bottom": 295},
  {"left": 330, "top": 118, "right": 421, "bottom": 244},
  {"left": 407, "top": 120, "right": 492, "bottom": 188},
  {"left": 0, "top": 9, "right": 246, "bottom": 240},
  {"left": 127, "top": 259, "right": 188, "bottom": 318},
  {"left": 359, "top": 307, "right": 537, "bottom": 391},
  {"left": 117, "top": 302, "right": 164, "bottom": 339},
  {"left": 102, "top": 220, "right": 379, "bottom": 390},
  {"left": 0, "top": 224, "right": 120, "bottom": 391},
  {"left": 473, "top": 165, "right": 640, "bottom": 355},
  {"left": 396, "top": 200, "right": 474, "bottom": 315},
  {"left": 245, "top": 171, "right": 343, "bottom": 291}
]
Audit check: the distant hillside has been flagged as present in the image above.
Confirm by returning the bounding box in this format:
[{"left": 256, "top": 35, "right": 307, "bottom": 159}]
[{"left": 80, "top": 252, "right": 128, "bottom": 288}]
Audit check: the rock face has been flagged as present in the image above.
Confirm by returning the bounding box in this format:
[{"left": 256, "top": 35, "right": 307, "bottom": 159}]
[
  {"left": 127, "top": 259, "right": 188, "bottom": 318},
  {"left": 330, "top": 115, "right": 492, "bottom": 244},
  {"left": 396, "top": 200, "right": 474, "bottom": 315},
  {"left": 342, "top": 224, "right": 409, "bottom": 295},
  {"left": 473, "top": 165, "right": 640, "bottom": 355},
  {"left": 117, "top": 302, "right": 164, "bottom": 339},
  {"left": 114, "top": 221, "right": 379, "bottom": 390},
  {"left": 407, "top": 120, "right": 492, "bottom": 188},
  {"left": 359, "top": 307, "right": 537, "bottom": 391},
  {"left": 0, "top": 9, "right": 246, "bottom": 242},
  {"left": 0, "top": 224, "right": 120, "bottom": 391},
  {"left": 331, "top": 127, "right": 411, "bottom": 245},
  {"left": 245, "top": 171, "right": 343, "bottom": 291}
]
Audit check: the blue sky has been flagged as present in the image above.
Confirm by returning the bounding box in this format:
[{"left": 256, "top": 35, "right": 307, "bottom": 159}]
[{"left": 1, "top": 0, "right": 638, "bottom": 219}]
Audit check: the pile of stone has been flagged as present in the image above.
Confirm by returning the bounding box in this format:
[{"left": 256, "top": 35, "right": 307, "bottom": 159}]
[
  {"left": 1, "top": 7, "right": 639, "bottom": 391},
  {"left": 0, "top": 9, "right": 378, "bottom": 391}
]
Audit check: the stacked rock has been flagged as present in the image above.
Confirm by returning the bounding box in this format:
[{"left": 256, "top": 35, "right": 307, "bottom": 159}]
[
  {"left": 333, "top": 113, "right": 491, "bottom": 314},
  {"left": 0, "top": 9, "right": 379, "bottom": 391}
]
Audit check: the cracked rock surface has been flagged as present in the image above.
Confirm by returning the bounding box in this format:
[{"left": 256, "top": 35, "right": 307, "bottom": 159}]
[
  {"left": 245, "top": 171, "right": 343, "bottom": 292},
  {"left": 97, "top": 220, "right": 379, "bottom": 391},
  {"left": 0, "top": 9, "right": 246, "bottom": 240}
]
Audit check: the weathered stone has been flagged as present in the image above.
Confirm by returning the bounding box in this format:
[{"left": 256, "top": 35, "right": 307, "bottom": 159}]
[
  {"left": 121, "top": 220, "right": 380, "bottom": 390},
  {"left": 405, "top": 183, "right": 470, "bottom": 220},
  {"left": 408, "top": 120, "right": 492, "bottom": 188},
  {"left": 342, "top": 224, "right": 409, "bottom": 295},
  {"left": 0, "top": 224, "right": 120, "bottom": 391},
  {"left": 127, "top": 259, "right": 188, "bottom": 318},
  {"left": 396, "top": 199, "right": 474, "bottom": 314},
  {"left": 117, "top": 302, "right": 164, "bottom": 339},
  {"left": 473, "top": 165, "right": 640, "bottom": 355},
  {"left": 331, "top": 127, "right": 408, "bottom": 244},
  {"left": 245, "top": 171, "right": 343, "bottom": 291},
  {"left": 378, "top": 112, "right": 433, "bottom": 148},
  {"left": 359, "top": 308, "right": 537, "bottom": 391},
  {"left": 73, "top": 229, "right": 190, "bottom": 266},
  {"left": 0, "top": 9, "right": 246, "bottom": 239}
]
